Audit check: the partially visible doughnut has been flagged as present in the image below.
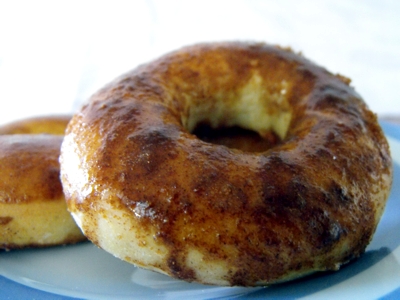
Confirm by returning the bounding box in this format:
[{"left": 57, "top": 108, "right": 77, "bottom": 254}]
[
  {"left": 0, "top": 115, "right": 70, "bottom": 135},
  {"left": 0, "top": 116, "right": 85, "bottom": 250},
  {"left": 60, "top": 42, "right": 392, "bottom": 286}
]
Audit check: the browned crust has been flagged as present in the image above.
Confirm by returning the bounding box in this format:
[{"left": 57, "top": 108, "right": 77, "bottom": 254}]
[
  {"left": 61, "top": 42, "right": 393, "bottom": 286},
  {"left": 0, "top": 135, "right": 64, "bottom": 204},
  {"left": 0, "top": 115, "right": 86, "bottom": 249},
  {"left": 0, "top": 115, "right": 71, "bottom": 135}
]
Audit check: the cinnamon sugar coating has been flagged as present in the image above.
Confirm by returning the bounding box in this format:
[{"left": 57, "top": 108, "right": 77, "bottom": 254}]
[
  {"left": 60, "top": 42, "right": 392, "bottom": 286},
  {"left": 0, "top": 116, "right": 85, "bottom": 249}
]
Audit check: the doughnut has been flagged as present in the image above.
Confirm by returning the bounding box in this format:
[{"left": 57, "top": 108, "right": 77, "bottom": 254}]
[
  {"left": 0, "top": 116, "right": 86, "bottom": 250},
  {"left": 0, "top": 115, "right": 71, "bottom": 135},
  {"left": 60, "top": 42, "right": 392, "bottom": 286}
]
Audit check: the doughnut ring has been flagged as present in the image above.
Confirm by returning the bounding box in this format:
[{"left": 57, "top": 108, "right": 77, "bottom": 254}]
[
  {"left": 60, "top": 42, "right": 392, "bottom": 286},
  {"left": 0, "top": 115, "right": 71, "bottom": 135},
  {"left": 0, "top": 115, "right": 85, "bottom": 249}
]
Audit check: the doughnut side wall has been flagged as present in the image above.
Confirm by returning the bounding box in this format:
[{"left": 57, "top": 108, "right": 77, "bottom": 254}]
[
  {"left": 60, "top": 42, "right": 393, "bottom": 286},
  {"left": 0, "top": 135, "right": 85, "bottom": 249}
]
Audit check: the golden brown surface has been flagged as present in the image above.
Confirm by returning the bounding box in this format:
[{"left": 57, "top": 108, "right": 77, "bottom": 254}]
[
  {"left": 0, "top": 116, "right": 85, "bottom": 249},
  {"left": 0, "top": 115, "right": 71, "bottom": 135},
  {"left": 60, "top": 42, "right": 392, "bottom": 286}
]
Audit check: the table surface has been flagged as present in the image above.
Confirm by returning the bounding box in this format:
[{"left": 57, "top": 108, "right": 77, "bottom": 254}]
[{"left": 382, "top": 116, "right": 400, "bottom": 125}]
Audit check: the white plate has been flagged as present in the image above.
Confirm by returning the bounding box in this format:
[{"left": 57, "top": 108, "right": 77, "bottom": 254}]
[{"left": 1, "top": 121, "right": 400, "bottom": 300}]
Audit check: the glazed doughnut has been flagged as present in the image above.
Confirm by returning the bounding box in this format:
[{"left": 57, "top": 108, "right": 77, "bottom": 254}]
[
  {"left": 0, "top": 115, "right": 71, "bottom": 135},
  {"left": 60, "top": 42, "right": 392, "bottom": 286},
  {"left": 0, "top": 116, "right": 85, "bottom": 249}
]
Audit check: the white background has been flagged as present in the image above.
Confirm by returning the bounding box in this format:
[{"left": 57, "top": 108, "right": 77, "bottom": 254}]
[{"left": 0, "top": 0, "right": 399, "bottom": 125}]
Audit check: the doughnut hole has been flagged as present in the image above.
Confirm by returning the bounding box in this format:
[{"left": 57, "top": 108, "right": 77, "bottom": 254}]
[
  {"left": 192, "top": 124, "right": 281, "bottom": 152},
  {"left": 180, "top": 72, "right": 293, "bottom": 152}
]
